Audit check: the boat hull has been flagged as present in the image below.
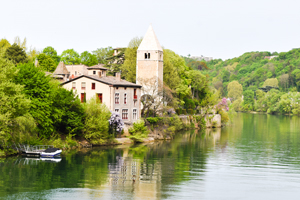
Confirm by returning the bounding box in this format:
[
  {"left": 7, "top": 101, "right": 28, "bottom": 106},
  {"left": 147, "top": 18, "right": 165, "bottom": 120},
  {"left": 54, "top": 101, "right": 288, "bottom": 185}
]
[{"left": 41, "top": 150, "right": 62, "bottom": 158}]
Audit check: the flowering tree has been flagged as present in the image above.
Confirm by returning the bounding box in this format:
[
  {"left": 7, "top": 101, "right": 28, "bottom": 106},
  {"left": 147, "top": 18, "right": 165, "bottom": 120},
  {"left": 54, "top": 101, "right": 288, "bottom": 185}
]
[
  {"left": 109, "top": 112, "right": 124, "bottom": 137},
  {"left": 216, "top": 98, "right": 229, "bottom": 111}
]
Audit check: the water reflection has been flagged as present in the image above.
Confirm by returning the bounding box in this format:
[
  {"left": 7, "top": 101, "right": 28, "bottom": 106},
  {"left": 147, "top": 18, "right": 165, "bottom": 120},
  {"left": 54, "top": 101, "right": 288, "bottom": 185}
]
[{"left": 2, "top": 113, "right": 300, "bottom": 199}]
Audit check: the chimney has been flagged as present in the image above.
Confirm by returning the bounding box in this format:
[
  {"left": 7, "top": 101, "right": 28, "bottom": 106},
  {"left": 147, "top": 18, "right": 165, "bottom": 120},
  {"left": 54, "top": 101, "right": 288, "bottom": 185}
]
[{"left": 116, "top": 72, "right": 121, "bottom": 81}]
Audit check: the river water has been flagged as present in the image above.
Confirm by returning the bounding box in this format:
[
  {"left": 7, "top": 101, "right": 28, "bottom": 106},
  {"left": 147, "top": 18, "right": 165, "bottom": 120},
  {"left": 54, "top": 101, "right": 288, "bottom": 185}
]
[{"left": 1, "top": 113, "right": 300, "bottom": 199}]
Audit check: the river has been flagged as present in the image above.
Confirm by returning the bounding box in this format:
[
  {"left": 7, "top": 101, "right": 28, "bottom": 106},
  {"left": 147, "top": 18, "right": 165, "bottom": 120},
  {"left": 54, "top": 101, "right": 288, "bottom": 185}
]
[{"left": 1, "top": 113, "right": 300, "bottom": 199}]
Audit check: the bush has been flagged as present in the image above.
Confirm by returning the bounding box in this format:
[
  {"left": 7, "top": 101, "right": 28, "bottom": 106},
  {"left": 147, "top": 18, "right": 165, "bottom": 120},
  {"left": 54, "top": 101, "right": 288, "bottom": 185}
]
[
  {"left": 83, "top": 98, "right": 111, "bottom": 144},
  {"left": 188, "top": 109, "right": 194, "bottom": 115},
  {"left": 128, "top": 120, "right": 149, "bottom": 143},
  {"left": 146, "top": 117, "right": 163, "bottom": 124},
  {"left": 182, "top": 110, "right": 187, "bottom": 115},
  {"left": 219, "top": 110, "right": 229, "bottom": 123}
]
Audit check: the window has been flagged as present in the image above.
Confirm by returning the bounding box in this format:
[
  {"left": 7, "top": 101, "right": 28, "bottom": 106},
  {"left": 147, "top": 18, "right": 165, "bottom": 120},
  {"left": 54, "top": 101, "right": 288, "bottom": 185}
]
[
  {"left": 99, "top": 71, "right": 102, "bottom": 77},
  {"left": 97, "top": 93, "right": 102, "bottom": 103},
  {"left": 134, "top": 89, "right": 137, "bottom": 100},
  {"left": 145, "top": 53, "right": 147, "bottom": 59},
  {"left": 81, "top": 93, "right": 86, "bottom": 103},
  {"left": 72, "top": 82, "right": 76, "bottom": 90},
  {"left": 148, "top": 53, "right": 150, "bottom": 59},
  {"left": 81, "top": 82, "right": 86, "bottom": 90},
  {"left": 115, "top": 109, "right": 119, "bottom": 113},
  {"left": 93, "top": 71, "right": 96, "bottom": 74},
  {"left": 92, "top": 83, "right": 95, "bottom": 90},
  {"left": 115, "top": 93, "right": 119, "bottom": 104},
  {"left": 124, "top": 93, "right": 127, "bottom": 104},
  {"left": 124, "top": 87, "right": 127, "bottom": 90},
  {"left": 133, "top": 109, "right": 137, "bottom": 120},
  {"left": 122, "top": 109, "right": 128, "bottom": 120},
  {"left": 75, "top": 71, "right": 77, "bottom": 75},
  {"left": 116, "top": 87, "right": 118, "bottom": 90}
]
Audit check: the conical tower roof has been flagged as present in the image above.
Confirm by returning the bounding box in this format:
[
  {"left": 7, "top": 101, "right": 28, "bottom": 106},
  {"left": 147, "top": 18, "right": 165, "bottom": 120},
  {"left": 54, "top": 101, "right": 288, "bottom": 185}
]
[
  {"left": 53, "top": 62, "right": 69, "bottom": 75},
  {"left": 138, "top": 25, "right": 163, "bottom": 51}
]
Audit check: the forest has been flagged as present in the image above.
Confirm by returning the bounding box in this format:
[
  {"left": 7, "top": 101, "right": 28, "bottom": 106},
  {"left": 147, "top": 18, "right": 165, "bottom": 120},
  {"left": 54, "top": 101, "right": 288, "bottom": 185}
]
[
  {"left": 0, "top": 37, "right": 215, "bottom": 156},
  {"left": 185, "top": 49, "right": 300, "bottom": 114}
]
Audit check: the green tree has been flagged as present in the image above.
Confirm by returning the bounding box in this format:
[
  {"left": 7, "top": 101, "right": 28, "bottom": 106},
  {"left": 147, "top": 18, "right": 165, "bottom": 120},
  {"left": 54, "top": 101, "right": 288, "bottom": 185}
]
[
  {"left": 0, "top": 39, "right": 11, "bottom": 53},
  {"left": 83, "top": 97, "right": 111, "bottom": 144},
  {"left": 227, "top": 81, "right": 243, "bottom": 100},
  {"left": 80, "top": 51, "right": 98, "bottom": 66},
  {"left": 5, "top": 43, "right": 28, "bottom": 64},
  {"left": 243, "top": 90, "right": 254, "bottom": 111},
  {"left": 14, "top": 63, "right": 54, "bottom": 137},
  {"left": 163, "top": 49, "right": 183, "bottom": 90},
  {"left": 37, "top": 53, "right": 57, "bottom": 72},
  {"left": 121, "top": 37, "right": 143, "bottom": 82},
  {"left": 60, "top": 49, "right": 80, "bottom": 65},
  {"left": 0, "top": 57, "right": 34, "bottom": 147},
  {"left": 43, "top": 46, "right": 60, "bottom": 64},
  {"left": 105, "top": 48, "right": 125, "bottom": 75},
  {"left": 263, "top": 78, "right": 279, "bottom": 87},
  {"left": 92, "top": 47, "right": 114, "bottom": 64},
  {"left": 50, "top": 81, "right": 85, "bottom": 136}
]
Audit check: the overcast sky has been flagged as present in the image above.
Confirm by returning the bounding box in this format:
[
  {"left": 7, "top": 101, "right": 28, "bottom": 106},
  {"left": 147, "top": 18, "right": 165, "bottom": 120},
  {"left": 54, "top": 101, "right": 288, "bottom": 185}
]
[{"left": 1, "top": 0, "right": 299, "bottom": 60}]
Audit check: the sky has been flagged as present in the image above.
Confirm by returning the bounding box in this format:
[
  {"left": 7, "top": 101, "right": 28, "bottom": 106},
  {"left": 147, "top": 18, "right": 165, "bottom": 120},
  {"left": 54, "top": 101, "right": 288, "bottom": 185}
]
[{"left": 1, "top": 0, "right": 300, "bottom": 60}]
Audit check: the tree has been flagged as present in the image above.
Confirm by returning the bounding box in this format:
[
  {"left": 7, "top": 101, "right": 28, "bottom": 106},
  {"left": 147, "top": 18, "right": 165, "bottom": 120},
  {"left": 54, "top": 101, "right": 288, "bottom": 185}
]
[
  {"left": 263, "top": 78, "right": 279, "bottom": 87},
  {"left": 92, "top": 47, "right": 114, "bottom": 64},
  {"left": 227, "top": 81, "right": 243, "bottom": 100},
  {"left": 105, "top": 48, "right": 125, "bottom": 75},
  {"left": 43, "top": 46, "right": 60, "bottom": 64},
  {"left": 14, "top": 37, "right": 27, "bottom": 51},
  {"left": 243, "top": 90, "right": 254, "bottom": 111},
  {"left": 0, "top": 57, "right": 34, "bottom": 147},
  {"left": 0, "top": 39, "right": 11, "bottom": 52},
  {"left": 279, "top": 74, "right": 289, "bottom": 91},
  {"left": 187, "top": 70, "right": 207, "bottom": 99},
  {"left": 37, "top": 53, "right": 57, "bottom": 72},
  {"left": 27, "top": 47, "right": 40, "bottom": 63},
  {"left": 60, "top": 49, "right": 80, "bottom": 65},
  {"left": 83, "top": 97, "right": 111, "bottom": 144},
  {"left": 50, "top": 81, "right": 85, "bottom": 136},
  {"left": 5, "top": 43, "right": 28, "bottom": 64},
  {"left": 163, "top": 49, "right": 182, "bottom": 90},
  {"left": 14, "top": 63, "right": 54, "bottom": 138},
  {"left": 80, "top": 51, "right": 98, "bottom": 66},
  {"left": 121, "top": 37, "right": 143, "bottom": 82}
]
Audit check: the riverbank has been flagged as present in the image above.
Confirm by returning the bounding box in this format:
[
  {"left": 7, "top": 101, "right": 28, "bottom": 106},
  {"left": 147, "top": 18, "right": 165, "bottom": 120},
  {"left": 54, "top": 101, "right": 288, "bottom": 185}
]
[{"left": 0, "top": 114, "right": 222, "bottom": 157}]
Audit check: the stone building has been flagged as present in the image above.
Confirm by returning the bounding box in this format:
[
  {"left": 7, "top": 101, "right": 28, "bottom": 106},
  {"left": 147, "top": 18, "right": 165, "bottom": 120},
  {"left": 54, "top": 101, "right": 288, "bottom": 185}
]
[
  {"left": 136, "top": 25, "right": 163, "bottom": 96},
  {"left": 60, "top": 70, "right": 142, "bottom": 123}
]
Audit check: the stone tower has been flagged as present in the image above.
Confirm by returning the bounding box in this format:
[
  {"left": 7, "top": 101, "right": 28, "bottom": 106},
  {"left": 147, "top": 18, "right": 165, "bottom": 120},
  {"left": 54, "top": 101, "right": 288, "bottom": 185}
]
[{"left": 136, "top": 25, "right": 163, "bottom": 91}]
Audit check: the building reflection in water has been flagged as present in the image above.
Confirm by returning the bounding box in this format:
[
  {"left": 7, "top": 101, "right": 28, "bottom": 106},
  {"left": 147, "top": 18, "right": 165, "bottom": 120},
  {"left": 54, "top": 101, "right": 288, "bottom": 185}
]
[{"left": 108, "top": 148, "right": 161, "bottom": 199}]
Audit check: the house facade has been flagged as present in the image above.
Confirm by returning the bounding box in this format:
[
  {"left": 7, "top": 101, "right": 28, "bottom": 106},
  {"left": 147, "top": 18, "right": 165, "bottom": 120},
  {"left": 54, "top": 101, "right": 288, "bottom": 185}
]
[{"left": 61, "top": 72, "right": 142, "bottom": 123}]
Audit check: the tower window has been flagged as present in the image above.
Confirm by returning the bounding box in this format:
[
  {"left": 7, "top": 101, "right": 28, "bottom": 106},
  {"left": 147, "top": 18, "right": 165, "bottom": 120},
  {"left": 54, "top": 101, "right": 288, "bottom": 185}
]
[
  {"left": 145, "top": 53, "right": 147, "bottom": 59},
  {"left": 93, "top": 71, "right": 96, "bottom": 74},
  {"left": 148, "top": 53, "right": 150, "bottom": 59}
]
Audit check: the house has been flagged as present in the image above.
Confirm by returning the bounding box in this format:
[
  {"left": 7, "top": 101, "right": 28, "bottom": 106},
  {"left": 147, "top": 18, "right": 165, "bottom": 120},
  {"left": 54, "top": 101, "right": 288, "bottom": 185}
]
[{"left": 61, "top": 72, "right": 142, "bottom": 123}]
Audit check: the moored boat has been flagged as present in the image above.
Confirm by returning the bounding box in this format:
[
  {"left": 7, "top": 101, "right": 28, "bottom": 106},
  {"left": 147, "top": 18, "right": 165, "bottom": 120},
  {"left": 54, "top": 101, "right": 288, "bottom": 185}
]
[{"left": 40, "top": 148, "right": 62, "bottom": 158}]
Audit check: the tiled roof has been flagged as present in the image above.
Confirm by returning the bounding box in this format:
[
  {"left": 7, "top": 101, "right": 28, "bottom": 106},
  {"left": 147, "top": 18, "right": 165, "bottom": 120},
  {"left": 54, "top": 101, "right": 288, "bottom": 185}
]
[
  {"left": 61, "top": 75, "right": 142, "bottom": 88},
  {"left": 88, "top": 64, "right": 108, "bottom": 70},
  {"left": 53, "top": 62, "right": 69, "bottom": 75}
]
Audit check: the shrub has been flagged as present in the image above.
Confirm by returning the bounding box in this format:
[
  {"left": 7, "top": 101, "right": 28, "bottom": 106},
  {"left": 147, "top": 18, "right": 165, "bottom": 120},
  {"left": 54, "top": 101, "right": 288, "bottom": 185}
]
[
  {"left": 182, "top": 110, "right": 187, "bottom": 115},
  {"left": 219, "top": 110, "right": 229, "bottom": 123},
  {"left": 128, "top": 120, "right": 149, "bottom": 143},
  {"left": 83, "top": 98, "right": 111, "bottom": 144},
  {"left": 146, "top": 117, "right": 163, "bottom": 124},
  {"left": 188, "top": 109, "right": 194, "bottom": 115}
]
